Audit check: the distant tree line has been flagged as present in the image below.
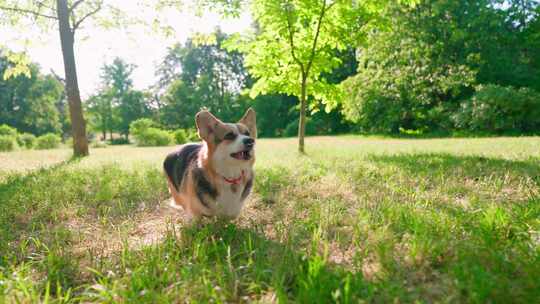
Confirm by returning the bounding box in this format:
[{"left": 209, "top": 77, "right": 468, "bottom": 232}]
[{"left": 1, "top": 0, "right": 539, "bottom": 144}]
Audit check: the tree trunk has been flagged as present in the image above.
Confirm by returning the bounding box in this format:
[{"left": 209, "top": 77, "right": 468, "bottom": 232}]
[
  {"left": 298, "top": 76, "right": 307, "bottom": 153},
  {"left": 57, "top": 0, "right": 89, "bottom": 157}
]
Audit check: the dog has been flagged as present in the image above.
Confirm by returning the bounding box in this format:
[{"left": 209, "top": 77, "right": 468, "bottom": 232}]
[{"left": 163, "top": 108, "right": 256, "bottom": 219}]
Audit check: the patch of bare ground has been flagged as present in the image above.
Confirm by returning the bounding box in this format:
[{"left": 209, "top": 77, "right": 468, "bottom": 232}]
[
  {"left": 237, "top": 194, "right": 278, "bottom": 239},
  {"left": 66, "top": 199, "right": 188, "bottom": 258}
]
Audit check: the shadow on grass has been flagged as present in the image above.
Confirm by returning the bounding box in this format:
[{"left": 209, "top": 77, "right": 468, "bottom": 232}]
[
  {"left": 93, "top": 221, "right": 378, "bottom": 303},
  {"left": 0, "top": 157, "right": 167, "bottom": 266},
  {"left": 0, "top": 158, "right": 80, "bottom": 260},
  {"left": 368, "top": 152, "right": 540, "bottom": 179}
]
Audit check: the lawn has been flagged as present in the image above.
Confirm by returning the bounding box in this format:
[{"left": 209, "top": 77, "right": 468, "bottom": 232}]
[{"left": 1, "top": 136, "right": 539, "bottom": 303}]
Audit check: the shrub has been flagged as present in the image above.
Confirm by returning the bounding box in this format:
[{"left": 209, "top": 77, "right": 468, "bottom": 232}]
[
  {"left": 130, "top": 119, "right": 154, "bottom": 138},
  {"left": 173, "top": 129, "right": 188, "bottom": 145},
  {"left": 134, "top": 128, "right": 173, "bottom": 146},
  {"left": 173, "top": 129, "right": 198, "bottom": 144},
  {"left": 0, "top": 124, "right": 17, "bottom": 137},
  {"left": 186, "top": 129, "right": 199, "bottom": 141},
  {"left": 0, "top": 135, "right": 16, "bottom": 152},
  {"left": 109, "top": 137, "right": 130, "bottom": 145},
  {"left": 454, "top": 85, "right": 540, "bottom": 134},
  {"left": 36, "top": 133, "right": 61, "bottom": 149},
  {"left": 17, "top": 133, "right": 36, "bottom": 149}
]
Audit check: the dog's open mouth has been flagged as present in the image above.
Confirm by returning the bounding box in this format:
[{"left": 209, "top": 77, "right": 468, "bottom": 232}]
[{"left": 231, "top": 150, "right": 251, "bottom": 160}]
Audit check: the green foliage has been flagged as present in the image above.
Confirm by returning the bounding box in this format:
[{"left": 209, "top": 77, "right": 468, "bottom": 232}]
[
  {"left": 342, "top": 0, "right": 540, "bottom": 134},
  {"left": 0, "top": 124, "right": 17, "bottom": 137},
  {"left": 108, "top": 137, "right": 130, "bottom": 145},
  {"left": 17, "top": 133, "right": 36, "bottom": 149},
  {"left": 129, "top": 118, "right": 154, "bottom": 138},
  {"left": 36, "top": 133, "right": 61, "bottom": 150},
  {"left": 173, "top": 129, "right": 198, "bottom": 144},
  {"left": 134, "top": 128, "right": 173, "bottom": 147},
  {"left": 88, "top": 58, "right": 151, "bottom": 140},
  {"left": 130, "top": 119, "right": 173, "bottom": 146},
  {"left": 228, "top": 0, "right": 365, "bottom": 109},
  {"left": 173, "top": 129, "right": 188, "bottom": 145},
  {"left": 284, "top": 117, "right": 317, "bottom": 137},
  {"left": 0, "top": 135, "right": 16, "bottom": 151},
  {"left": 342, "top": 1, "right": 477, "bottom": 133},
  {"left": 454, "top": 85, "right": 540, "bottom": 134},
  {"left": 158, "top": 30, "right": 249, "bottom": 130},
  {"left": 0, "top": 52, "right": 64, "bottom": 136}
]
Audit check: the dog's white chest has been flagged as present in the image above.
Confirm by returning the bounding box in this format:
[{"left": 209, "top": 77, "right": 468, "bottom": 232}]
[{"left": 214, "top": 182, "right": 247, "bottom": 218}]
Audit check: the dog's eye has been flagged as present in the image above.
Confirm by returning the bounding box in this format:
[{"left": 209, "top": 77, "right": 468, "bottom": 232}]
[
  {"left": 244, "top": 131, "right": 250, "bottom": 136},
  {"left": 224, "top": 132, "right": 237, "bottom": 140}
]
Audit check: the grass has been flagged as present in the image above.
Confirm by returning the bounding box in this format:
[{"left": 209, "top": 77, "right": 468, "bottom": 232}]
[{"left": 0, "top": 136, "right": 539, "bottom": 303}]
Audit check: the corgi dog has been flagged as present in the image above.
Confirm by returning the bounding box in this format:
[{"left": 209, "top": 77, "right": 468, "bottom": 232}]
[{"left": 163, "top": 108, "right": 256, "bottom": 219}]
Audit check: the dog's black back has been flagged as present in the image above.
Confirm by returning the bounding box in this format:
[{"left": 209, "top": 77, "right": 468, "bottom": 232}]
[{"left": 163, "top": 144, "right": 201, "bottom": 191}]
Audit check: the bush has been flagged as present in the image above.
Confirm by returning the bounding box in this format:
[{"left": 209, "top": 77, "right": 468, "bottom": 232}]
[
  {"left": 109, "top": 137, "right": 130, "bottom": 145},
  {"left": 17, "top": 133, "right": 36, "bottom": 149},
  {"left": 0, "top": 124, "right": 17, "bottom": 137},
  {"left": 130, "top": 119, "right": 154, "bottom": 138},
  {"left": 0, "top": 135, "right": 16, "bottom": 152},
  {"left": 185, "top": 129, "right": 199, "bottom": 141},
  {"left": 454, "top": 85, "right": 540, "bottom": 134},
  {"left": 173, "top": 129, "right": 188, "bottom": 145},
  {"left": 173, "top": 129, "right": 198, "bottom": 144},
  {"left": 134, "top": 128, "right": 173, "bottom": 146},
  {"left": 36, "top": 133, "right": 61, "bottom": 149}
]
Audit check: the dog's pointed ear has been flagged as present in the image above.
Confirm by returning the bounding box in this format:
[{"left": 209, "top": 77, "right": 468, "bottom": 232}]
[
  {"left": 196, "top": 110, "right": 222, "bottom": 142},
  {"left": 239, "top": 108, "right": 257, "bottom": 138}
]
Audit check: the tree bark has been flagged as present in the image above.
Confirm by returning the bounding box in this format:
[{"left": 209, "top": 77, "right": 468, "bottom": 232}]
[
  {"left": 57, "top": 0, "right": 89, "bottom": 157},
  {"left": 298, "top": 75, "right": 307, "bottom": 153}
]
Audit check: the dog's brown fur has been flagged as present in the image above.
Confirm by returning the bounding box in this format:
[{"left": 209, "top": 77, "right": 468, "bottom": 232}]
[{"left": 164, "top": 109, "right": 256, "bottom": 219}]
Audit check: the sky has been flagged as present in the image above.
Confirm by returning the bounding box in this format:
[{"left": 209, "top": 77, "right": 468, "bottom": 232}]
[{"left": 1, "top": 1, "right": 251, "bottom": 98}]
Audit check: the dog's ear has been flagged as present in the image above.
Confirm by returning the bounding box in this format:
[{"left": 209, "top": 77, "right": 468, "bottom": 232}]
[
  {"left": 239, "top": 108, "right": 257, "bottom": 138},
  {"left": 196, "top": 110, "right": 222, "bottom": 142}
]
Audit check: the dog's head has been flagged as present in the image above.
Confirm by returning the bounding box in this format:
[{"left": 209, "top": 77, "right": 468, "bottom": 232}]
[{"left": 196, "top": 108, "right": 257, "bottom": 167}]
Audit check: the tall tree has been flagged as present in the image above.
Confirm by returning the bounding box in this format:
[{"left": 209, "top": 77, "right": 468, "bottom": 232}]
[
  {"left": 158, "top": 30, "right": 249, "bottom": 129},
  {"left": 99, "top": 57, "right": 150, "bottom": 139},
  {"left": 228, "top": 0, "right": 374, "bottom": 153},
  {"left": 341, "top": 0, "right": 540, "bottom": 133},
  {"left": 86, "top": 91, "right": 113, "bottom": 140},
  {"left": 0, "top": 0, "right": 124, "bottom": 156}
]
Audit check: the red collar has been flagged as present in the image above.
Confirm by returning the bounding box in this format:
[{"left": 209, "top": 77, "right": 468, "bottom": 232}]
[{"left": 223, "top": 170, "right": 245, "bottom": 185}]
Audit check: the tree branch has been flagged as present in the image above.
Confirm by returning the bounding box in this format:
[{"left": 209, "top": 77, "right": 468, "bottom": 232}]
[
  {"left": 36, "top": 1, "right": 55, "bottom": 11},
  {"left": 50, "top": 68, "right": 66, "bottom": 84},
  {"left": 69, "top": 0, "right": 85, "bottom": 13},
  {"left": 306, "top": 0, "right": 331, "bottom": 75},
  {"left": 0, "top": 5, "right": 58, "bottom": 20},
  {"left": 72, "top": 3, "right": 102, "bottom": 32},
  {"left": 284, "top": 0, "right": 305, "bottom": 74}
]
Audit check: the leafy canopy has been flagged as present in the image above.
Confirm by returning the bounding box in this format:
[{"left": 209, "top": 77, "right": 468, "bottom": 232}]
[{"left": 227, "top": 0, "right": 372, "bottom": 113}]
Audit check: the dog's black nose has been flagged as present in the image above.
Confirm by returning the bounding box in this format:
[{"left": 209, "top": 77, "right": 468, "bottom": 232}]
[{"left": 243, "top": 137, "right": 255, "bottom": 148}]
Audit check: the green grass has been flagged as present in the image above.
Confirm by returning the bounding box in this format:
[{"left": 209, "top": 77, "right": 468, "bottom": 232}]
[{"left": 1, "top": 136, "right": 539, "bottom": 303}]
